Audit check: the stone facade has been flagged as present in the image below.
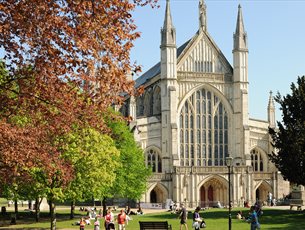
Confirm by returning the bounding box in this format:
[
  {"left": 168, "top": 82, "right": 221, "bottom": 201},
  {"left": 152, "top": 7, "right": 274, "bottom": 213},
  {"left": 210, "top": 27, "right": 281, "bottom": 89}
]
[{"left": 120, "top": 0, "right": 289, "bottom": 208}]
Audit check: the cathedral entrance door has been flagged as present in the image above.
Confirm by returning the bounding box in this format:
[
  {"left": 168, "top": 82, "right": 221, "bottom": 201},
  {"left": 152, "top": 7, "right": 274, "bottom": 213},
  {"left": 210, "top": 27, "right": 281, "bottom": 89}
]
[
  {"left": 200, "top": 185, "right": 214, "bottom": 207},
  {"left": 200, "top": 186, "right": 206, "bottom": 207},
  {"left": 256, "top": 188, "right": 260, "bottom": 202},
  {"left": 208, "top": 185, "right": 214, "bottom": 206},
  {"left": 200, "top": 177, "right": 227, "bottom": 207},
  {"left": 150, "top": 190, "right": 157, "bottom": 203}
]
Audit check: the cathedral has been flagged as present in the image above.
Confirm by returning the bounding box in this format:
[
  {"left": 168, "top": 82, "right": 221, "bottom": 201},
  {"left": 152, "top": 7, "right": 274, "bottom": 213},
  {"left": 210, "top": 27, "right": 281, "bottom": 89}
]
[{"left": 120, "top": 0, "right": 289, "bottom": 208}]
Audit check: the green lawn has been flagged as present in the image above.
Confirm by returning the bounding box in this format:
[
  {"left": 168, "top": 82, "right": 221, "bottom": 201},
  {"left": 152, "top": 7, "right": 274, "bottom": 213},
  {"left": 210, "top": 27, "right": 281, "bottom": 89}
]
[{"left": 0, "top": 207, "right": 304, "bottom": 229}]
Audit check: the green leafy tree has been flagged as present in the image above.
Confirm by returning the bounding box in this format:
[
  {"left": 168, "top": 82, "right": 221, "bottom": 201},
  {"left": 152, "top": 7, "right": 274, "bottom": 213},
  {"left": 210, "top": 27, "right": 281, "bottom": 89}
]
[
  {"left": 106, "top": 110, "right": 151, "bottom": 206},
  {"left": 269, "top": 76, "right": 305, "bottom": 186},
  {"left": 61, "top": 128, "right": 120, "bottom": 219}
]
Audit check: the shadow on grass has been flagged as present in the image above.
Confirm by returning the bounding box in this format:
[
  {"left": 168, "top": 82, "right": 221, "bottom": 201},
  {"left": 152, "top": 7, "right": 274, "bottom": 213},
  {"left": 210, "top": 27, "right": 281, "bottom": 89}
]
[
  {"left": 0, "top": 207, "right": 305, "bottom": 230},
  {"left": 0, "top": 211, "right": 82, "bottom": 229},
  {"left": 136, "top": 208, "right": 305, "bottom": 230}
]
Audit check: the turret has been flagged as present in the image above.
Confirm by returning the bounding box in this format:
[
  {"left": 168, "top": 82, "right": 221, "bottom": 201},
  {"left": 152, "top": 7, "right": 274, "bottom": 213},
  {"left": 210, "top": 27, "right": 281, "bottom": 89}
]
[
  {"left": 232, "top": 5, "right": 250, "bottom": 168},
  {"left": 161, "top": 0, "right": 176, "bottom": 49},
  {"left": 160, "top": 0, "right": 178, "bottom": 179},
  {"left": 268, "top": 91, "right": 276, "bottom": 128},
  {"left": 233, "top": 4, "right": 248, "bottom": 87},
  {"left": 233, "top": 4, "right": 248, "bottom": 51}
]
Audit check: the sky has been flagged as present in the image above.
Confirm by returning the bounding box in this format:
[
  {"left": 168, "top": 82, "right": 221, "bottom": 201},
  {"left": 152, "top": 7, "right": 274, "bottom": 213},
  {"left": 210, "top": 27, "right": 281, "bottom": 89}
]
[{"left": 130, "top": 0, "right": 305, "bottom": 122}]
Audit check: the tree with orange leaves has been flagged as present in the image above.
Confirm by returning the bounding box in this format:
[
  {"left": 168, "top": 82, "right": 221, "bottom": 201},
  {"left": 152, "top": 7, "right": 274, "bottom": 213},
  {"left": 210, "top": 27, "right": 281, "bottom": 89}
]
[{"left": 0, "top": 1, "right": 158, "bottom": 229}]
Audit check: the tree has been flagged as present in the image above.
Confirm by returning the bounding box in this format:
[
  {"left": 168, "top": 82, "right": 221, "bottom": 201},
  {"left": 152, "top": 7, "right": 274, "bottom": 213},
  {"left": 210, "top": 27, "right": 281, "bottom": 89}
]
[
  {"left": 106, "top": 109, "right": 151, "bottom": 205},
  {"left": 0, "top": 0, "right": 158, "bottom": 118},
  {"left": 0, "top": 2, "right": 159, "bottom": 228},
  {"left": 0, "top": 63, "right": 74, "bottom": 228},
  {"left": 269, "top": 76, "right": 305, "bottom": 186},
  {"left": 61, "top": 128, "right": 120, "bottom": 219}
]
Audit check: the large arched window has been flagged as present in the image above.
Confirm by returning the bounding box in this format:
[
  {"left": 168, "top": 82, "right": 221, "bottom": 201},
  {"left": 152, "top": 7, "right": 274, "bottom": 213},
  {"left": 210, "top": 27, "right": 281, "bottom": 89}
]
[
  {"left": 179, "top": 88, "right": 229, "bottom": 166},
  {"left": 251, "top": 149, "right": 264, "bottom": 172},
  {"left": 153, "top": 86, "right": 161, "bottom": 115},
  {"left": 144, "top": 90, "right": 152, "bottom": 116},
  {"left": 136, "top": 95, "right": 144, "bottom": 117},
  {"left": 119, "top": 99, "right": 129, "bottom": 117},
  {"left": 146, "top": 149, "right": 162, "bottom": 173}
]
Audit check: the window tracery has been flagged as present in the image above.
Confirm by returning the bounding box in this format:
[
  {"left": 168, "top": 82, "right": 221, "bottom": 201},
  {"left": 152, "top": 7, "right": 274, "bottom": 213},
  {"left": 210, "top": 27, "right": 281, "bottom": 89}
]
[
  {"left": 179, "top": 88, "right": 229, "bottom": 166},
  {"left": 146, "top": 148, "right": 162, "bottom": 173},
  {"left": 251, "top": 149, "right": 264, "bottom": 172},
  {"left": 153, "top": 86, "right": 161, "bottom": 115}
]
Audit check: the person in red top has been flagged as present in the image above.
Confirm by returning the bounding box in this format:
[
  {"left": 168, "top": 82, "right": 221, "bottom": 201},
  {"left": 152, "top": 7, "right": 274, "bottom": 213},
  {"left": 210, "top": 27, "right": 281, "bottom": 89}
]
[
  {"left": 105, "top": 210, "right": 115, "bottom": 230},
  {"left": 117, "top": 209, "right": 127, "bottom": 230},
  {"left": 79, "top": 217, "right": 86, "bottom": 230}
]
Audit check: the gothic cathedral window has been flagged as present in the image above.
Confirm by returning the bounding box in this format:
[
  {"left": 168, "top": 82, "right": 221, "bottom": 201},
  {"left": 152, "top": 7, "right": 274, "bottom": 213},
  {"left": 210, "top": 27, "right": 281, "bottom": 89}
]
[
  {"left": 146, "top": 149, "right": 162, "bottom": 173},
  {"left": 251, "top": 149, "right": 264, "bottom": 172},
  {"left": 179, "top": 88, "right": 228, "bottom": 167}
]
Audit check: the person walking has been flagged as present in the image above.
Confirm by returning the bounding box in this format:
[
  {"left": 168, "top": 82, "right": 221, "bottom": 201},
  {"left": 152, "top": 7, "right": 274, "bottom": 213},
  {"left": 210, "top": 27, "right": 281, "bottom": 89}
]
[
  {"left": 93, "top": 217, "right": 100, "bottom": 230},
  {"left": 246, "top": 206, "right": 261, "bottom": 230},
  {"left": 79, "top": 217, "right": 86, "bottom": 230},
  {"left": 179, "top": 203, "right": 188, "bottom": 230},
  {"left": 117, "top": 209, "right": 127, "bottom": 230},
  {"left": 192, "top": 206, "right": 206, "bottom": 229}
]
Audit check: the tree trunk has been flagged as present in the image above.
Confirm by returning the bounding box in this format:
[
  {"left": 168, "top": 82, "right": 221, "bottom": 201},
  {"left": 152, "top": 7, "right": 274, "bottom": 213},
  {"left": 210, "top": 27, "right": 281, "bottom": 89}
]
[
  {"left": 49, "top": 199, "right": 56, "bottom": 230},
  {"left": 14, "top": 199, "right": 18, "bottom": 219},
  {"left": 28, "top": 200, "right": 32, "bottom": 210},
  {"left": 48, "top": 200, "right": 51, "bottom": 217},
  {"left": 35, "top": 197, "right": 41, "bottom": 222},
  {"left": 102, "top": 197, "right": 107, "bottom": 217},
  {"left": 70, "top": 200, "right": 75, "bottom": 219}
]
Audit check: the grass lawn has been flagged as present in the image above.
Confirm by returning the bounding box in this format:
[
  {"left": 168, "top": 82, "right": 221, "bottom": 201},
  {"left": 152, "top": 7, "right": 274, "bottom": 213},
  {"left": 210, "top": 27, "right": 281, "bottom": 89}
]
[{"left": 0, "top": 207, "right": 304, "bottom": 229}]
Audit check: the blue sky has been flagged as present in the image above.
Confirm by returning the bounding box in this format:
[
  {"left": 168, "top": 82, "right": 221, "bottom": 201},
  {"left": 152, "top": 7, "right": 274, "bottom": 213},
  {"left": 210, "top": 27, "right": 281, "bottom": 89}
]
[{"left": 130, "top": 0, "right": 305, "bottom": 122}]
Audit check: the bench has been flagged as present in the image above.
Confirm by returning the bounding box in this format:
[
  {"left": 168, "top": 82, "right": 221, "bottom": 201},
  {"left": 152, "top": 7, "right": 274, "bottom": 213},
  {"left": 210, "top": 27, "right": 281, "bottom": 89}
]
[
  {"left": 289, "top": 199, "right": 303, "bottom": 211},
  {"left": 290, "top": 204, "right": 302, "bottom": 211},
  {"left": 139, "top": 221, "right": 172, "bottom": 230}
]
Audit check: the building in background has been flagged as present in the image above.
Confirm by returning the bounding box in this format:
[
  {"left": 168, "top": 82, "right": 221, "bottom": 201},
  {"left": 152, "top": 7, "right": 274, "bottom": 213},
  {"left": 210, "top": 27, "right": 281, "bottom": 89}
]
[{"left": 120, "top": 0, "right": 289, "bottom": 208}]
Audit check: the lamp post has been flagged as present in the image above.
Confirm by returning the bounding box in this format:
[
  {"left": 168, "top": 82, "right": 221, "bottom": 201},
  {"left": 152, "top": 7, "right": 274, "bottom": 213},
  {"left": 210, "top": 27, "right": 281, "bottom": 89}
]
[{"left": 226, "top": 156, "right": 233, "bottom": 230}]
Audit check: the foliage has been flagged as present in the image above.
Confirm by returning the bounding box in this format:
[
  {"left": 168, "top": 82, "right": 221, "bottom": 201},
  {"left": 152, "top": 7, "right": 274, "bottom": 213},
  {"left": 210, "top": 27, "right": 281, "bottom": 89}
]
[
  {"left": 0, "top": 0, "right": 159, "bottom": 203},
  {"left": 106, "top": 109, "right": 151, "bottom": 200},
  {"left": 0, "top": 1, "right": 159, "bottom": 228},
  {"left": 269, "top": 76, "right": 305, "bottom": 186},
  {"left": 0, "top": 0, "right": 158, "bottom": 117},
  {"left": 62, "top": 128, "right": 120, "bottom": 202}
]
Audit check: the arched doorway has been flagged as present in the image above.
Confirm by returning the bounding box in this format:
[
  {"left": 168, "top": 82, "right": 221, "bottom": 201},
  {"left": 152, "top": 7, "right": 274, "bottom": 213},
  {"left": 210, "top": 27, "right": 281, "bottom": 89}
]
[
  {"left": 256, "top": 189, "right": 260, "bottom": 202},
  {"left": 149, "top": 183, "right": 168, "bottom": 204},
  {"left": 255, "top": 181, "right": 272, "bottom": 204},
  {"left": 150, "top": 190, "right": 157, "bottom": 203},
  {"left": 200, "top": 177, "right": 227, "bottom": 207}
]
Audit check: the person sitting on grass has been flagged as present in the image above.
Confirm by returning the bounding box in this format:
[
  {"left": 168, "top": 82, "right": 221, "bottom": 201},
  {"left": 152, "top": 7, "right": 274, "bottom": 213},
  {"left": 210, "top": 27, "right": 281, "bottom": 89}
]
[
  {"left": 236, "top": 210, "right": 244, "bottom": 220},
  {"left": 137, "top": 207, "right": 144, "bottom": 215}
]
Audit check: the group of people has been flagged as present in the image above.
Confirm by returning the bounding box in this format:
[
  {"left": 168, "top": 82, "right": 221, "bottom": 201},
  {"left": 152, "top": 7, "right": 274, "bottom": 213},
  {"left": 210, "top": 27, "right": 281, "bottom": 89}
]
[
  {"left": 178, "top": 204, "right": 206, "bottom": 230},
  {"left": 267, "top": 191, "right": 276, "bottom": 206},
  {"left": 178, "top": 202, "right": 262, "bottom": 230},
  {"left": 78, "top": 206, "right": 130, "bottom": 230},
  {"left": 76, "top": 200, "right": 264, "bottom": 230}
]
